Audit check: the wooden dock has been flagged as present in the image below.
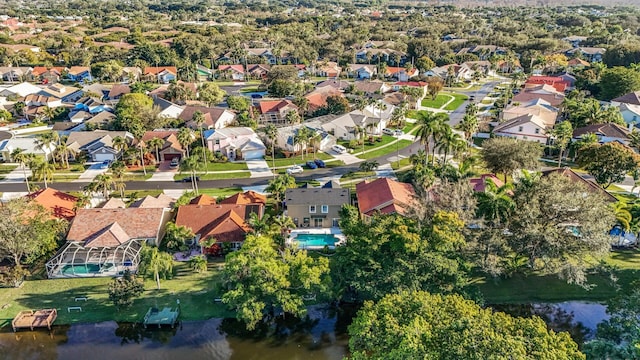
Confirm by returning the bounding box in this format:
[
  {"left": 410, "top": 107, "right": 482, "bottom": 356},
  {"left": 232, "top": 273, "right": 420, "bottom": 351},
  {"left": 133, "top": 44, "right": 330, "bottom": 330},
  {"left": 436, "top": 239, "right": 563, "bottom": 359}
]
[
  {"left": 12, "top": 309, "right": 57, "bottom": 332},
  {"left": 142, "top": 307, "right": 179, "bottom": 328}
]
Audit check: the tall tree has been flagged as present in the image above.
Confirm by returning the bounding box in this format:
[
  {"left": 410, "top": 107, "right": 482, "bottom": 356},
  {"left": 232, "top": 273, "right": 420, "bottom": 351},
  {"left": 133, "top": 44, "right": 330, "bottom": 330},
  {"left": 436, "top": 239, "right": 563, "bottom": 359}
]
[
  {"left": 222, "top": 234, "right": 330, "bottom": 330},
  {"left": 599, "top": 66, "right": 640, "bottom": 101},
  {"left": 551, "top": 121, "right": 573, "bottom": 168},
  {"left": 10, "top": 148, "right": 33, "bottom": 192},
  {"left": 414, "top": 111, "right": 447, "bottom": 165},
  {"left": 146, "top": 137, "right": 165, "bottom": 164},
  {"left": 179, "top": 155, "right": 202, "bottom": 194},
  {"left": 481, "top": 137, "right": 542, "bottom": 181},
  {"left": 198, "top": 82, "right": 225, "bottom": 107},
  {"left": 577, "top": 142, "right": 640, "bottom": 188},
  {"left": 31, "top": 159, "right": 54, "bottom": 188},
  {"left": 91, "top": 173, "right": 115, "bottom": 199},
  {"left": 265, "top": 174, "right": 297, "bottom": 211},
  {"left": 348, "top": 291, "right": 584, "bottom": 360},
  {"left": 138, "top": 245, "right": 174, "bottom": 290},
  {"left": 177, "top": 127, "right": 195, "bottom": 158},
  {"left": 262, "top": 124, "right": 278, "bottom": 171}
]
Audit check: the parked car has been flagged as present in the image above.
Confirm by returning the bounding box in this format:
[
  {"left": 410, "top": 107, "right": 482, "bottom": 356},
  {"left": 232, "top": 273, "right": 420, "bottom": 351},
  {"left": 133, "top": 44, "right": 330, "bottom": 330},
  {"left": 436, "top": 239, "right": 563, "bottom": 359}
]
[
  {"left": 393, "top": 130, "right": 404, "bottom": 136},
  {"left": 331, "top": 144, "right": 347, "bottom": 154},
  {"left": 99, "top": 160, "right": 111, "bottom": 169},
  {"left": 314, "top": 159, "right": 326, "bottom": 168},
  {"left": 306, "top": 160, "right": 318, "bottom": 169},
  {"left": 382, "top": 128, "right": 395, "bottom": 136},
  {"left": 180, "top": 176, "right": 200, "bottom": 182},
  {"left": 169, "top": 158, "right": 180, "bottom": 168},
  {"left": 286, "top": 165, "right": 304, "bottom": 175}
]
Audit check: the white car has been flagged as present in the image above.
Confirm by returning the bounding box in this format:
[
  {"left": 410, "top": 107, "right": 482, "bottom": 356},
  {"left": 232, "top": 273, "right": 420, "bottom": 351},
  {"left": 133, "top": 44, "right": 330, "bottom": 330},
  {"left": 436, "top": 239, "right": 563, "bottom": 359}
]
[
  {"left": 331, "top": 144, "right": 347, "bottom": 154},
  {"left": 286, "top": 165, "right": 304, "bottom": 175}
]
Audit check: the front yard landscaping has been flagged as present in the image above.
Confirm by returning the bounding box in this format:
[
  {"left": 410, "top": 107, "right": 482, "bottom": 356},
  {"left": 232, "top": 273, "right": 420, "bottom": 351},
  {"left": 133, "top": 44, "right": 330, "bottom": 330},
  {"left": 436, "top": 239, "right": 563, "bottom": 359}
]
[
  {"left": 174, "top": 172, "right": 251, "bottom": 181},
  {"left": 205, "top": 162, "right": 249, "bottom": 171},
  {"left": 357, "top": 139, "right": 413, "bottom": 160},
  {"left": 421, "top": 94, "right": 451, "bottom": 109},
  {"left": 264, "top": 152, "right": 333, "bottom": 168}
]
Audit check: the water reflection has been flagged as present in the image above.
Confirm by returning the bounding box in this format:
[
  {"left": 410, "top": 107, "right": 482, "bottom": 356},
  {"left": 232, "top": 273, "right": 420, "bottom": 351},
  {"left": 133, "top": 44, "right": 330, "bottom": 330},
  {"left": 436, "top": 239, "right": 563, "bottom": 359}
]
[{"left": 0, "top": 305, "right": 351, "bottom": 360}]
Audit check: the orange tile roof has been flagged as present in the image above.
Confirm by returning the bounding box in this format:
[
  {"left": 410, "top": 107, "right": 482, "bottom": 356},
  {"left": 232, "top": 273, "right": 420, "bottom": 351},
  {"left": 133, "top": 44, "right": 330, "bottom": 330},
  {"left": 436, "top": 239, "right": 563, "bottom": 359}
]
[
  {"left": 27, "top": 187, "right": 78, "bottom": 220},
  {"left": 31, "top": 66, "right": 66, "bottom": 76},
  {"left": 219, "top": 191, "right": 266, "bottom": 205},
  {"left": 258, "top": 99, "right": 297, "bottom": 114},
  {"left": 469, "top": 174, "right": 504, "bottom": 192},
  {"left": 218, "top": 64, "right": 244, "bottom": 73},
  {"left": 189, "top": 194, "right": 217, "bottom": 205},
  {"left": 175, "top": 204, "right": 256, "bottom": 243},
  {"left": 143, "top": 66, "right": 177, "bottom": 75},
  {"left": 355, "top": 178, "right": 416, "bottom": 216},
  {"left": 67, "top": 208, "right": 166, "bottom": 243}
]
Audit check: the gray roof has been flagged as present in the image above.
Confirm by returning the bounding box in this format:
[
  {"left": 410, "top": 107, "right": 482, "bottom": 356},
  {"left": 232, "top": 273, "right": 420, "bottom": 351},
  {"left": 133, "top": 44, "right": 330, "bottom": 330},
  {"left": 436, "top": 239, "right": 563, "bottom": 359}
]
[{"left": 285, "top": 188, "right": 350, "bottom": 206}]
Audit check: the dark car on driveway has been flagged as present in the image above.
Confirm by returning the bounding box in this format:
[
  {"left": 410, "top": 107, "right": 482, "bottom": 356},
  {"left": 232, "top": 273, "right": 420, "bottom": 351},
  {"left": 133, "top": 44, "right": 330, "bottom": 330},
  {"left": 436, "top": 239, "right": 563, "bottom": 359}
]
[
  {"left": 179, "top": 176, "right": 200, "bottom": 183},
  {"left": 306, "top": 160, "right": 318, "bottom": 169},
  {"left": 314, "top": 159, "right": 326, "bottom": 168}
]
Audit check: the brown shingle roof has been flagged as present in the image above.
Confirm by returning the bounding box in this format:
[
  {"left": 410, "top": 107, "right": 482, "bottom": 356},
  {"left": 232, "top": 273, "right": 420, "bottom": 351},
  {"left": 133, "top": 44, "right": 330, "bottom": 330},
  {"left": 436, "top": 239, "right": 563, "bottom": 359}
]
[
  {"left": 67, "top": 208, "right": 166, "bottom": 243},
  {"left": 84, "top": 222, "right": 129, "bottom": 247},
  {"left": 612, "top": 91, "right": 640, "bottom": 106},
  {"left": 129, "top": 194, "right": 175, "bottom": 209},
  {"left": 355, "top": 178, "right": 416, "bottom": 216},
  {"left": 573, "top": 123, "right": 630, "bottom": 140},
  {"left": 541, "top": 167, "right": 617, "bottom": 202}
]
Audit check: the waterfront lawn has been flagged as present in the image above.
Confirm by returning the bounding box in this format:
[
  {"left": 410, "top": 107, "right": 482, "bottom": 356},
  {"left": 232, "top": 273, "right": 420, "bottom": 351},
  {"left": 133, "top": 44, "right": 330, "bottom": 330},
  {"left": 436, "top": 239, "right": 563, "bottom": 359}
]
[
  {"left": 0, "top": 262, "right": 231, "bottom": 327},
  {"left": 357, "top": 140, "right": 413, "bottom": 160}
]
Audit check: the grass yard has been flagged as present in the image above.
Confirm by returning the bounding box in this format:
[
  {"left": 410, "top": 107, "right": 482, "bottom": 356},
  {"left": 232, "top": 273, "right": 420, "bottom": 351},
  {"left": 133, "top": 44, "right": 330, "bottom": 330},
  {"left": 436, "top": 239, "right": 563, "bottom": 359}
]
[
  {"left": 198, "top": 187, "right": 244, "bottom": 198},
  {"left": 357, "top": 140, "right": 413, "bottom": 160},
  {"left": 0, "top": 164, "right": 17, "bottom": 174},
  {"left": 265, "top": 152, "right": 332, "bottom": 168},
  {"left": 421, "top": 94, "right": 451, "bottom": 109},
  {"left": 174, "top": 172, "right": 251, "bottom": 181},
  {"left": 390, "top": 157, "right": 412, "bottom": 170},
  {"left": 123, "top": 173, "right": 153, "bottom": 181},
  {"left": 0, "top": 262, "right": 231, "bottom": 327},
  {"left": 341, "top": 170, "right": 376, "bottom": 180},
  {"left": 205, "top": 162, "right": 249, "bottom": 171},
  {"left": 402, "top": 122, "right": 418, "bottom": 133},
  {"left": 443, "top": 93, "right": 469, "bottom": 111},
  {"left": 339, "top": 135, "right": 397, "bottom": 154},
  {"left": 51, "top": 174, "right": 80, "bottom": 181}
]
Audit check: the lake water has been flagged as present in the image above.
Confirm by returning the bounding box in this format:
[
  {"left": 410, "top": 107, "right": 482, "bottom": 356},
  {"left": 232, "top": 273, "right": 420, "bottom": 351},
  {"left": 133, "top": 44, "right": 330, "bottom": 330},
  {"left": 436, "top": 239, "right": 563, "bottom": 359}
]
[{"left": 0, "top": 302, "right": 609, "bottom": 359}]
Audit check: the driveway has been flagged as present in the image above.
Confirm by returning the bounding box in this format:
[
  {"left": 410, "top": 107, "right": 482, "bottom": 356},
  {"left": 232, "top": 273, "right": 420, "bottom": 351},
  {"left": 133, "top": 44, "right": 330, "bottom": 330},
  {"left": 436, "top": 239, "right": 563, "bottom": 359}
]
[
  {"left": 246, "top": 160, "right": 274, "bottom": 178},
  {"left": 449, "top": 80, "right": 502, "bottom": 126},
  {"left": 148, "top": 161, "right": 178, "bottom": 182},
  {"left": 73, "top": 162, "right": 109, "bottom": 182},
  {"left": 331, "top": 150, "right": 361, "bottom": 165}
]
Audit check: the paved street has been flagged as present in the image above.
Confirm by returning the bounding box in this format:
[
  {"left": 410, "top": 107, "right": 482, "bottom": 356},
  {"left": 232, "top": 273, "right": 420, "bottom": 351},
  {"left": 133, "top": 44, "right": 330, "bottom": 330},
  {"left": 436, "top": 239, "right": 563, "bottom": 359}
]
[{"left": 448, "top": 80, "right": 502, "bottom": 126}]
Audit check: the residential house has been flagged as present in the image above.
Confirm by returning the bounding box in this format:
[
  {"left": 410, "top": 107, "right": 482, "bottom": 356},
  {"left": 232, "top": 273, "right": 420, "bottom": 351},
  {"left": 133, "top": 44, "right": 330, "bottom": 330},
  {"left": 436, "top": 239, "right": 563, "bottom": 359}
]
[
  {"left": 563, "top": 35, "right": 589, "bottom": 48},
  {"left": 52, "top": 121, "right": 84, "bottom": 136},
  {"left": 66, "top": 130, "right": 134, "bottom": 162},
  {"left": 120, "top": 67, "right": 142, "bottom": 83},
  {"left": 30, "top": 66, "right": 66, "bottom": 84},
  {"left": 567, "top": 58, "right": 590, "bottom": 70},
  {"left": 67, "top": 110, "right": 92, "bottom": 123},
  {"left": 274, "top": 121, "right": 336, "bottom": 154},
  {"left": 74, "top": 97, "right": 109, "bottom": 114},
  {"left": 67, "top": 66, "right": 92, "bottom": 83},
  {"left": 353, "top": 80, "right": 391, "bottom": 95},
  {"left": 143, "top": 66, "right": 178, "bottom": 83},
  {"left": 83, "top": 111, "right": 116, "bottom": 130},
  {"left": 129, "top": 194, "right": 175, "bottom": 209},
  {"left": 304, "top": 86, "right": 344, "bottom": 114},
  {"left": 175, "top": 203, "right": 264, "bottom": 253},
  {"left": 101, "top": 198, "right": 127, "bottom": 209},
  {"left": 541, "top": 168, "right": 617, "bottom": 202},
  {"left": 0, "top": 67, "right": 32, "bottom": 82},
  {"left": 427, "top": 64, "right": 471, "bottom": 82},
  {"left": 82, "top": 83, "right": 111, "bottom": 99},
  {"left": 320, "top": 102, "right": 394, "bottom": 140},
  {"left": 355, "top": 177, "right": 416, "bottom": 219},
  {"left": 139, "top": 130, "right": 185, "bottom": 162},
  {"left": 385, "top": 67, "right": 418, "bottom": 82},
  {"left": 512, "top": 84, "right": 565, "bottom": 107},
  {"left": 246, "top": 48, "right": 277, "bottom": 64},
  {"left": 179, "top": 105, "right": 235, "bottom": 130},
  {"left": 469, "top": 174, "right": 505, "bottom": 193},
  {"left": 45, "top": 207, "right": 172, "bottom": 278},
  {"left": 0, "top": 82, "right": 41, "bottom": 97},
  {"left": 204, "top": 127, "right": 266, "bottom": 160},
  {"left": 456, "top": 45, "right": 507, "bottom": 60},
  {"left": 315, "top": 79, "right": 350, "bottom": 92},
  {"left": 26, "top": 187, "right": 78, "bottom": 221},
  {"left": 0, "top": 137, "right": 54, "bottom": 161},
  {"left": 189, "top": 194, "right": 217, "bottom": 205},
  {"left": 611, "top": 91, "right": 640, "bottom": 108},
  {"left": 565, "top": 47, "right": 606, "bottom": 62},
  {"left": 493, "top": 113, "right": 552, "bottom": 144},
  {"left": 24, "top": 94, "right": 62, "bottom": 108},
  {"left": 153, "top": 97, "right": 184, "bottom": 118},
  {"left": 496, "top": 59, "right": 523, "bottom": 74},
  {"left": 525, "top": 76, "right": 571, "bottom": 92},
  {"left": 356, "top": 48, "right": 405, "bottom": 64},
  {"left": 618, "top": 103, "right": 640, "bottom": 127},
  {"left": 246, "top": 64, "right": 271, "bottom": 80},
  {"left": 196, "top": 64, "right": 213, "bottom": 81},
  {"left": 502, "top": 98, "right": 558, "bottom": 124},
  {"left": 219, "top": 190, "right": 267, "bottom": 206},
  {"left": 284, "top": 187, "right": 350, "bottom": 228},
  {"left": 258, "top": 99, "right": 298, "bottom": 124},
  {"left": 39, "top": 83, "right": 84, "bottom": 103},
  {"left": 217, "top": 65, "right": 245, "bottom": 81},
  {"left": 347, "top": 64, "right": 377, "bottom": 80},
  {"left": 572, "top": 123, "right": 630, "bottom": 145},
  {"left": 106, "top": 84, "right": 130, "bottom": 102},
  {"left": 315, "top": 62, "right": 342, "bottom": 78}
]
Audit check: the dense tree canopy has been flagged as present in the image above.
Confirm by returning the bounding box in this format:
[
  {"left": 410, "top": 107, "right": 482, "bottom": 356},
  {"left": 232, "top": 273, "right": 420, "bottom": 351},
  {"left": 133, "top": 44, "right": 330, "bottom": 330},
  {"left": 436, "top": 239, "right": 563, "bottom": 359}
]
[
  {"left": 348, "top": 291, "right": 584, "bottom": 360},
  {"left": 598, "top": 67, "right": 640, "bottom": 101},
  {"left": 577, "top": 142, "right": 640, "bottom": 189},
  {"left": 481, "top": 137, "right": 542, "bottom": 181}
]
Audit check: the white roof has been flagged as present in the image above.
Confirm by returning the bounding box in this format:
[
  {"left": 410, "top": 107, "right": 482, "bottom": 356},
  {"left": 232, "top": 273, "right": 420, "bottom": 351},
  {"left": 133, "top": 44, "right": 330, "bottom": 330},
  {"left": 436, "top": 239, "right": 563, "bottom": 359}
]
[
  {"left": 0, "top": 137, "right": 54, "bottom": 154},
  {"left": 6, "top": 82, "right": 42, "bottom": 97}
]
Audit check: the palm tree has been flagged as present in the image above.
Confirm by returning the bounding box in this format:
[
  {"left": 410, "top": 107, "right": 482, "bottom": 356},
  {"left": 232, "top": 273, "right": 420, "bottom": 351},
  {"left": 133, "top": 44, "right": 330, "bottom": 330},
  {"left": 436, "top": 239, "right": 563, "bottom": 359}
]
[
  {"left": 435, "top": 125, "right": 466, "bottom": 164},
  {"left": 476, "top": 178, "right": 515, "bottom": 228},
  {"left": 295, "top": 126, "right": 312, "bottom": 159},
  {"left": 112, "top": 136, "right": 129, "bottom": 157},
  {"left": 414, "top": 111, "right": 448, "bottom": 166},
  {"left": 10, "top": 148, "right": 33, "bottom": 192},
  {"left": 109, "top": 160, "right": 127, "bottom": 198},
  {"left": 179, "top": 155, "right": 201, "bottom": 194},
  {"left": 147, "top": 137, "right": 165, "bottom": 164},
  {"left": 309, "top": 131, "right": 321, "bottom": 158},
  {"left": 572, "top": 132, "right": 598, "bottom": 161},
  {"left": 74, "top": 193, "right": 91, "bottom": 210},
  {"left": 42, "top": 107, "right": 57, "bottom": 122},
  {"left": 266, "top": 174, "right": 297, "bottom": 211},
  {"left": 92, "top": 173, "right": 115, "bottom": 199},
  {"left": 140, "top": 246, "right": 174, "bottom": 290},
  {"left": 134, "top": 138, "right": 148, "bottom": 176},
  {"left": 262, "top": 124, "right": 278, "bottom": 171},
  {"left": 273, "top": 215, "right": 296, "bottom": 250},
  {"left": 248, "top": 212, "right": 271, "bottom": 236},
  {"left": 177, "top": 128, "right": 195, "bottom": 158},
  {"left": 551, "top": 121, "right": 573, "bottom": 168},
  {"left": 34, "top": 132, "right": 59, "bottom": 167},
  {"left": 54, "top": 142, "right": 76, "bottom": 169},
  {"left": 191, "top": 111, "right": 210, "bottom": 173},
  {"left": 456, "top": 114, "right": 479, "bottom": 147},
  {"left": 32, "top": 159, "right": 55, "bottom": 188},
  {"left": 612, "top": 202, "right": 632, "bottom": 232}
]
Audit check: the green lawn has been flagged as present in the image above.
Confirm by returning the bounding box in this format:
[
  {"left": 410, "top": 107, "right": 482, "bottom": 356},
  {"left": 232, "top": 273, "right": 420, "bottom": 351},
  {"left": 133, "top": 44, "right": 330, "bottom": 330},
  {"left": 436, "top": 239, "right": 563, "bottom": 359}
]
[
  {"left": 239, "top": 86, "right": 260, "bottom": 93},
  {"left": 402, "top": 123, "right": 417, "bottom": 133},
  {"left": 205, "top": 162, "right": 249, "bottom": 171},
  {"left": 341, "top": 170, "right": 376, "bottom": 180},
  {"left": 198, "top": 187, "right": 243, "bottom": 198},
  {"left": 123, "top": 173, "right": 153, "bottom": 181},
  {"left": 175, "top": 172, "right": 251, "bottom": 181},
  {"left": 443, "top": 93, "right": 469, "bottom": 111},
  {"left": 265, "top": 152, "right": 333, "bottom": 168},
  {"left": 340, "top": 135, "right": 397, "bottom": 154},
  {"left": 0, "top": 262, "right": 231, "bottom": 327},
  {"left": 357, "top": 140, "right": 413, "bottom": 160},
  {"left": 51, "top": 174, "right": 80, "bottom": 181},
  {"left": 390, "top": 157, "right": 412, "bottom": 170},
  {"left": 421, "top": 94, "right": 451, "bottom": 109},
  {"left": 0, "top": 164, "right": 17, "bottom": 174}
]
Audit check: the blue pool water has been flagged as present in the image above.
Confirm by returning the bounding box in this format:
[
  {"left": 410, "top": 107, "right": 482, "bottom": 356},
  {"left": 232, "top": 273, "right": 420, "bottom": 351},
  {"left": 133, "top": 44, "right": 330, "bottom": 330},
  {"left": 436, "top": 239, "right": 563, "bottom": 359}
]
[
  {"left": 61, "top": 263, "right": 114, "bottom": 275},
  {"left": 294, "top": 234, "right": 339, "bottom": 248}
]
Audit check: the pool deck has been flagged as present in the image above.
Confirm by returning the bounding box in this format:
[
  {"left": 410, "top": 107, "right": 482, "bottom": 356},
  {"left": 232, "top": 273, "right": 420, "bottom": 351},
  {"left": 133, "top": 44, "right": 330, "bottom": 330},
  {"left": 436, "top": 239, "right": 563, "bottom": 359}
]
[{"left": 288, "top": 227, "right": 346, "bottom": 249}]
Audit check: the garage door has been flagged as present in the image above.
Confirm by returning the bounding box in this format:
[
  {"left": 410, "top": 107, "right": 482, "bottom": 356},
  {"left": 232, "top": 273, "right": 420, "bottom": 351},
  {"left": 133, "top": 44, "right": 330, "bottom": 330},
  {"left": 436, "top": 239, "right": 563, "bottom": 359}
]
[
  {"left": 242, "top": 150, "right": 264, "bottom": 160},
  {"left": 94, "top": 153, "right": 115, "bottom": 162},
  {"left": 163, "top": 153, "right": 181, "bottom": 161}
]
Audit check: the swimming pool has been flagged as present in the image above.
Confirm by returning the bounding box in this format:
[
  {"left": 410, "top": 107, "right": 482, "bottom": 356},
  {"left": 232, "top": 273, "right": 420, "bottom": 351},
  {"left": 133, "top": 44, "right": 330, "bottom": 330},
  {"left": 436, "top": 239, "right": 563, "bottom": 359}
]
[
  {"left": 293, "top": 234, "right": 339, "bottom": 249},
  {"left": 61, "top": 263, "right": 114, "bottom": 276}
]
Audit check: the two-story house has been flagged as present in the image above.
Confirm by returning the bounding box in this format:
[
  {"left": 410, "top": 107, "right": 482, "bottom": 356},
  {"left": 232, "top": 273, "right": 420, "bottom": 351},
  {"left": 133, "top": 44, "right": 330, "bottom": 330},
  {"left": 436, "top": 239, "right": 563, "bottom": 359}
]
[{"left": 284, "top": 187, "right": 350, "bottom": 228}]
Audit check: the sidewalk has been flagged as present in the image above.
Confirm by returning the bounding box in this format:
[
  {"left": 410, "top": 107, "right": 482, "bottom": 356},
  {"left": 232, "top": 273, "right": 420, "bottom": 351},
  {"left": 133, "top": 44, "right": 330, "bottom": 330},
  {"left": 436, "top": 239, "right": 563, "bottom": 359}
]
[{"left": 246, "top": 159, "right": 274, "bottom": 178}]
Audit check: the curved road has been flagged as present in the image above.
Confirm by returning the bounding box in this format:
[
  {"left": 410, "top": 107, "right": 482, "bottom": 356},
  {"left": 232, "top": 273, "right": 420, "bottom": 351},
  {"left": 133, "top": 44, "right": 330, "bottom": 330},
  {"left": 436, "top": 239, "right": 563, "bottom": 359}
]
[{"left": 0, "top": 141, "right": 425, "bottom": 193}]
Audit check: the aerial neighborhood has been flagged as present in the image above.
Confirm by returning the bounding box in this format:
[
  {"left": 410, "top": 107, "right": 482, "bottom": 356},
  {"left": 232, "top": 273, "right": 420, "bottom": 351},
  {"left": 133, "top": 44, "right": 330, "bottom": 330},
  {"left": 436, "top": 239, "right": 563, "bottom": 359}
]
[{"left": 2, "top": 1, "right": 640, "bottom": 358}]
